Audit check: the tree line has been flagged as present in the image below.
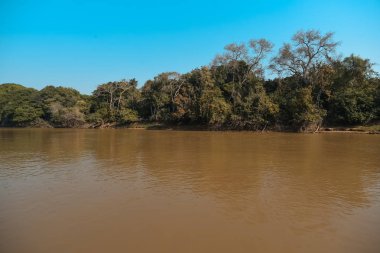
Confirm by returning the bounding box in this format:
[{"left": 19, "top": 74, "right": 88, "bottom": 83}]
[{"left": 1, "top": 30, "right": 379, "bottom": 131}]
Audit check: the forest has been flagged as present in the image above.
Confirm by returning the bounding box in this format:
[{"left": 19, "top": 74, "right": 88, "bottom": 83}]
[{"left": 1, "top": 30, "right": 379, "bottom": 132}]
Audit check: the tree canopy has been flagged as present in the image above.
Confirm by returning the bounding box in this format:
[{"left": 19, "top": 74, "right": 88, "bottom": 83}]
[{"left": 1, "top": 29, "right": 379, "bottom": 131}]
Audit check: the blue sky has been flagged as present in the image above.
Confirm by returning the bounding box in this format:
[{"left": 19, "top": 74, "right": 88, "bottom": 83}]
[{"left": 1, "top": 0, "right": 379, "bottom": 94}]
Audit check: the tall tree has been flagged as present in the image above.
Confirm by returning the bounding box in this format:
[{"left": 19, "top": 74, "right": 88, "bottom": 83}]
[
  {"left": 36, "top": 85, "right": 88, "bottom": 127},
  {"left": 91, "top": 79, "right": 139, "bottom": 124},
  {"left": 270, "top": 30, "right": 338, "bottom": 84},
  {"left": 0, "top": 84, "right": 43, "bottom": 126},
  {"left": 270, "top": 30, "right": 339, "bottom": 131},
  {"left": 327, "top": 55, "right": 379, "bottom": 124},
  {"left": 213, "top": 39, "right": 273, "bottom": 83}
]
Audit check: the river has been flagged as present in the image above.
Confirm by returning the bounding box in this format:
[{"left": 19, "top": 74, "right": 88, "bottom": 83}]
[{"left": 0, "top": 129, "right": 379, "bottom": 253}]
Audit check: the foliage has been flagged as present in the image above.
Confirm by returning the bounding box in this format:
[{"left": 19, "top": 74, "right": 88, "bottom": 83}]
[
  {"left": 90, "top": 79, "right": 140, "bottom": 124},
  {"left": 0, "top": 29, "right": 379, "bottom": 131},
  {"left": 36, "top": 86, "right": 88, "bottom": 127},
  {"left": 199, "top": 84, "right": 231, "bottom": 125},
  {"left": 326, "top": 55, "right": 379, "bottom": 125},
  {"left": 0, "top": 84, "right": 43, "bottom": 126}
]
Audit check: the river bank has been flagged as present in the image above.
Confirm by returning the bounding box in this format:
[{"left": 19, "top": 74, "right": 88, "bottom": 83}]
[
  {"left": 117, "top": 122, "right": 380, "bottom": 134},
  {"left": 317, "top": 125, "right": 380, "bottom": 134},
  {"left": 2, "top": 120, "right": 380, "bottom": 134}
]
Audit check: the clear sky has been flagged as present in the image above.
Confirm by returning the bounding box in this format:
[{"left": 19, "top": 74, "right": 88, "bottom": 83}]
[{"left": 1, "top": 0, "right": 379, "bottom": 94}]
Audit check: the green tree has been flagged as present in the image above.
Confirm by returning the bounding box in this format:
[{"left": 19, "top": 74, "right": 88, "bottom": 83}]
[
  {"left": 0, "top": 84, "right": 43, "bottom": 126},
  {"left": 270, "top": 30, "right": 338, "bottom": 130},
  {"left": 36, "top": 85, "right": 88, "bottom": 127},
  {"left": 212, "top": 39, "right": 273, "bottom": 107},
  {"left": 140, "top": 73, "right": 185, "bottom": 121},
  {"left": 199, "top": 86, "right": 231, "bottom": 125},
  {"left": 90, "top": 79, "right": 139, "bottom": 125},
  {"left": 327, "top": 55, "right": 379, "bottom": 124}
]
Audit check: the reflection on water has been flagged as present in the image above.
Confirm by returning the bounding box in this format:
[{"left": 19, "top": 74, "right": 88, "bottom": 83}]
[{"left": 0, "top": 129, "right": 380, "bottom": 253}]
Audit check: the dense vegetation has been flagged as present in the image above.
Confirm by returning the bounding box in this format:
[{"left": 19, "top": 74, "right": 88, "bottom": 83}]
[{"left": 1, "top": 30, "right": 379, "bottom": 131}]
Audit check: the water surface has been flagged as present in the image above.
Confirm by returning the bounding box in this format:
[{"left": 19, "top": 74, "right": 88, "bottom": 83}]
[{"left": 1, "top": 129, "right": 379, "bottom": 253}]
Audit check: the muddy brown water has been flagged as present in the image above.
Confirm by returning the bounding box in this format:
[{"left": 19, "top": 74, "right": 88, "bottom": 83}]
[{"left": 0, "top": 129, "right": 379, "bottom": 253}]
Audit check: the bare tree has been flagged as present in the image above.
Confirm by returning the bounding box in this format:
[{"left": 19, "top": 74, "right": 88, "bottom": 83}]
[
  {"left": 213, "top": 39, "right": 274, "bottom": 84},
  {"left": 270, "top": 30, "right": 338, "bottom": 83}
]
